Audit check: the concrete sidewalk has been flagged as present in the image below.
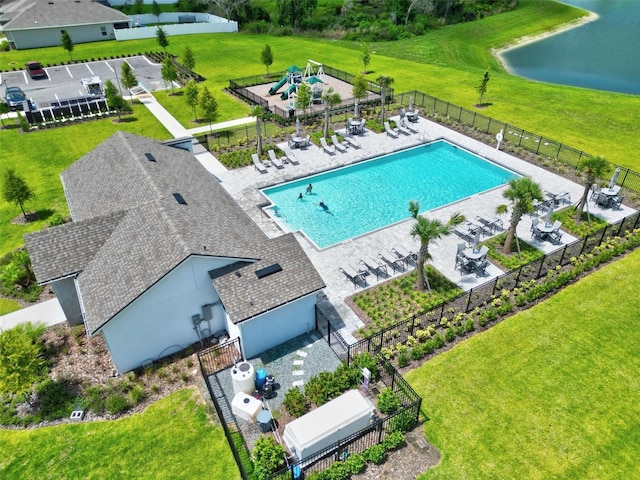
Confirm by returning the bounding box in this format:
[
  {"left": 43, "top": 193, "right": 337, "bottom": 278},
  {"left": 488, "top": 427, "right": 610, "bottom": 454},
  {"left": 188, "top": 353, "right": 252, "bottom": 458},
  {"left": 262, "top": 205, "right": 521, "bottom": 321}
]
[{"left": 0, "top": 298, "right": 66, "bottom": 332}]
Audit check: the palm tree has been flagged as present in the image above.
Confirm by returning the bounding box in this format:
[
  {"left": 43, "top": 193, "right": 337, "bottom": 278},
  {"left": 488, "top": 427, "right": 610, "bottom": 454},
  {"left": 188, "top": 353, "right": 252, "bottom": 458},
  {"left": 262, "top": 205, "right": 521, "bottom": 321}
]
[
  {"left": 250, "top": 105, "right": 267, "bottom": 157},
  {"left": 376, "top": 75, "right": 394, "bottom": 127},
  {"left": 409, "top": 201, "right": 465, "bottom": 292},
  {"left": 322, "top": 87, "right": 341, "bottom": 138},
  {"left": 497, "top": 177, "right": 543, "bottom": 255},
  {"left": 575, "top": 155, "right": 609, "bottom": 221}
]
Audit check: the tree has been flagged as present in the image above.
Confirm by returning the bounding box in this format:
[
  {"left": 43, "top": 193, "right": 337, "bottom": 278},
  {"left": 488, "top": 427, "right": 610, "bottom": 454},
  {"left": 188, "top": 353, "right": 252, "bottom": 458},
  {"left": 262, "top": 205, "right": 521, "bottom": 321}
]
[
  {"left": 409, "top": 201, "right": 464, "bottom": 292},
  {"left": 496, "top": 177, "right": 543, "bottom": 255},
  {"left": 250, "top": 105, "right": 268, "bottom": 156},
  {"left": 133, "top": 0, "right": 144, "bottom": 15},
  {"left": 2, "top": 168, "right": 34, "bottom": 221},
  {"left": 295, "top": 82, "right": 312, "bottom": 116},
  {"left": 151, "top": 0, "right": 162, "bottom": 22},
  {"left": 277, "top": 0, "right": 317, "bottom": 29},
  {"left": 361, "top": 43, "right": 371, "bottom": 74},
  {"left": 404, "top": 0, "right": 434, "bottom": 27},
  {"left": 0, "top": 102, "right": 9, "bottom": 128},
  {"left": 322, "top": 87, "right": 341, "bottom": 138},
  {"left": 199, "top": 85, "right": 219, "bottom": 133},
  {"left": 575, "top": 155, "right": 609, "bottom": 221},
  {"left": 376, "top": 75, "right": 394, "bottom": 126},
  {"left": 182, "top": 45, "right": 196, "bottom": 72},
  {"left": 209, "top": 0, "right": 249, "bottom": 21},
  {"left": 161, "top": 57, "right": 178, "bottom": 94},
  {"left": 120, "top": 61, "right": 138, "bottom": 103},
  {"left": 476, "top": 70, "right": 490, "bottom": 106},
  {"left": 61, "top": 30, "right": 74, "bottom": 61},
  {"left": 156, "top": 26, "right": 169, "bottom": 54},
  {"left": 261, "top": 44, "right": 274, "bottom": 76},
  {"left": 184, "top": 79, "right": 200, "bottom": 122},
  {"left": 104, "top": 79, "right": 128, "bottom": 121},
  {"left": 0, "top": 323, "right": 47, "bottom": 396},
  {"left": 352, "top": 73, "right": 368, "bottom": 102}
]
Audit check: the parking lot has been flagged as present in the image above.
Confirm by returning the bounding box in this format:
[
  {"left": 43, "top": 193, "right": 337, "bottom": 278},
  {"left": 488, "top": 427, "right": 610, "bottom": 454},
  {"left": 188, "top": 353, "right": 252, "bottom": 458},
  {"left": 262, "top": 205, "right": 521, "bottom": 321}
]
[{"left": 1, "top": 55, "right": 166, "bottom": 108}]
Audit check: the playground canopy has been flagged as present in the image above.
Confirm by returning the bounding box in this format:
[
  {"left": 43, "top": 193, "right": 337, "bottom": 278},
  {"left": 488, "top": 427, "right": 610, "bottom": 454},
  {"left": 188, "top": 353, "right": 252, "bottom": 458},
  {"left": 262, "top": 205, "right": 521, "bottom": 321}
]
[
  {"left": 287, "top": 65, "right": 303, "bottom": 73},
  {"left": 307, "top": 76, "right": 323, "bottom": 85}
]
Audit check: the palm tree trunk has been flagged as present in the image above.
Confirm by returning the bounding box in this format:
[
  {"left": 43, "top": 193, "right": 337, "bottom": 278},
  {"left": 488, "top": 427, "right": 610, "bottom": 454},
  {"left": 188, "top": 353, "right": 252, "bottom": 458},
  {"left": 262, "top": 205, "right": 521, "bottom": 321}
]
[
  {"left": 575, "top": 182, "right": 591, "bottom": 221},
  {"left": 503, "top": 211, "right": 522, "bottom": 255},
  {"left": 256, "top": 118, "right": 262, "bottom": 156},
  {"left": 415, "top": 243, "right": 429, "bottom": 292},
  {"left": 380, "top": 87, "right": 386, "bottom": 126},
  {"left": 324, "top": 106, "right": 329, "bottom": 138}
]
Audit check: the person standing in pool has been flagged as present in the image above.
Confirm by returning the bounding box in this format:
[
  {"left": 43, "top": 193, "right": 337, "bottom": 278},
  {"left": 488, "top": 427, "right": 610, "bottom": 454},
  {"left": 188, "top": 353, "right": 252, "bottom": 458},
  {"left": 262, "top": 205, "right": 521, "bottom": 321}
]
[
  {"left": 298, "top": 192, "right": 303, "bottom": 200},
  {"left": 306, "top": 183, "right": 313, "bottom": 195}
]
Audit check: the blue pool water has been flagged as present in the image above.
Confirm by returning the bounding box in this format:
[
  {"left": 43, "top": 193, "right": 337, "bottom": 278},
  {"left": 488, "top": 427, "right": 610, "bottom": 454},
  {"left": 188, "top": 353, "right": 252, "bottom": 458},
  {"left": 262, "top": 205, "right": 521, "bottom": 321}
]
[{"left": 262, "top": 141, "right": 517, "bottom": 248}]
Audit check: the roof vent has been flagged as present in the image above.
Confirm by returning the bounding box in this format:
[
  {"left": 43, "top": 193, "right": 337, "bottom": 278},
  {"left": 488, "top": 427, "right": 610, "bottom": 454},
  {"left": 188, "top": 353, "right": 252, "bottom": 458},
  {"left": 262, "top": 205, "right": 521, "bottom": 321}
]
[
  {"left": 144, "top": 152, "right": 156, "bottom": 162},
  {"left": 172, "top": 193, "right": 187, "bottom": 205},
  {"left": 255, "top": 263, "right": 282, "bottom": 279}
]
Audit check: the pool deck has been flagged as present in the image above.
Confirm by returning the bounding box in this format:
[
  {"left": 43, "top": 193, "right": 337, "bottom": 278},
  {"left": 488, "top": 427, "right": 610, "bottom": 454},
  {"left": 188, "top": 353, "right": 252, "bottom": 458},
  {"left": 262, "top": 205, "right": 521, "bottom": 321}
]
[{"left": 214, "top": 116, "right": 636, "bottom": 342}]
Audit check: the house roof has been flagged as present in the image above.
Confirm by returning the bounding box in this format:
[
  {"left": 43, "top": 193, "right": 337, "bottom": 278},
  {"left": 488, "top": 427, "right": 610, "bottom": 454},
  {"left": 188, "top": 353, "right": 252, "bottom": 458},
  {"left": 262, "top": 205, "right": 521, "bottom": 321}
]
[
  {"left": 212, "top": 233, "right": 326, "bottom": 323},
  {"left": 26, "top": 131, "right": 313, "bottom": 335},
  {"left": 2, "top": 0, "right": 130, "bottom": 31}
]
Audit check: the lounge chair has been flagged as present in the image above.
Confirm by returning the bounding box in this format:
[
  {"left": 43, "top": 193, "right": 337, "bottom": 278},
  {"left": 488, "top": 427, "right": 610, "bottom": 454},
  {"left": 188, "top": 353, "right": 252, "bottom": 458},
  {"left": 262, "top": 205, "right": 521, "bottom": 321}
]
[
  {"left": 338, "top": 265, "right": 366, "bottom": 288},
  {"left": 281, "top": 147, "right": 300, "bottom": 165},
  {"left": 400, "top": 117, "right": 418, "bottom": 133},
  {"left": 343, "top": 135, "right": 361, "bottom": 149},
  {"left": 358, "top": 119, "right": 367, "bottom": 135},
  {"left": 384, "top": 121, "right": 399, "bottom": 138},
  {"left": 331, "top": 135, "right": 347, "bottom": 153},
  {"left": 472, "top": 258, "right": 489, "bottom": 277},
  {"left": 454, "top": 227, "right": 473, "bottom": 243},
  {"left": 395, "top": 121, "right": 411, "bottom": 136},
  {"left": 378, "top": 251, "right": 405, "bottom": 273},
  {"left": 267, "top": 149, "right": 285, "bottom": 169},
  {"left": 475, "top": 215, "right": 503, "bottom": 232},
  {"left": 320, "top": 137, "right": 336, "bottom": 155},
  {"left": 251, "top": 153, "right": 268, "bottom": 174},
  {"left": 391, "top": 246, "right": 417, "bottom": 267},
  {"left": 477, "top": 245, "right": 489, "bottom": 258},
  {"left": 361, "top": 256, "right": 388, "bottom": 280}
]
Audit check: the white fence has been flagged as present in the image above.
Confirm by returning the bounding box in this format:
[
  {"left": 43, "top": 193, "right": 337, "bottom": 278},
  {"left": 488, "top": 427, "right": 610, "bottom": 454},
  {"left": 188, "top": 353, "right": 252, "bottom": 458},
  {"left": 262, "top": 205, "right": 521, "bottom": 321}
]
[{"left": 114, "top": 13, "right": 237, "bottom": 41}]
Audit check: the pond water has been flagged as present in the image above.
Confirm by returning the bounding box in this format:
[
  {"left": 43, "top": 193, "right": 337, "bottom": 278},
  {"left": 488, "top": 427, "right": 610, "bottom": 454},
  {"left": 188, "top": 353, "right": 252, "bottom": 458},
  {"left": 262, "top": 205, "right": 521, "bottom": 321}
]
[{"left": 500, "top": 0, "right": 640, "bottom": 96}]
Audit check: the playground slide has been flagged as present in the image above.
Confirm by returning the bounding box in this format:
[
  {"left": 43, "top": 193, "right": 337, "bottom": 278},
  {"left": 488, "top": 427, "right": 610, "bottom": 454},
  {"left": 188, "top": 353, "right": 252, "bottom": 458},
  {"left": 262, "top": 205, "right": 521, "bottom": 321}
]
[
  {"left": 280, "top": 84, "right": 297, "bottom": 100},
  {"left": 269, "top": 76, "right": 287, "bottom": 96}
]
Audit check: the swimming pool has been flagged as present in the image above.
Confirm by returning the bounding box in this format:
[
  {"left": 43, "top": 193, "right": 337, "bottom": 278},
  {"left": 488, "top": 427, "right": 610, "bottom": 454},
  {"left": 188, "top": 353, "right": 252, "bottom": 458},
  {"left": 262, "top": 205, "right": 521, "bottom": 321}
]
[{"left": 262, "top": 141, "right": 518, "bottom": 248}]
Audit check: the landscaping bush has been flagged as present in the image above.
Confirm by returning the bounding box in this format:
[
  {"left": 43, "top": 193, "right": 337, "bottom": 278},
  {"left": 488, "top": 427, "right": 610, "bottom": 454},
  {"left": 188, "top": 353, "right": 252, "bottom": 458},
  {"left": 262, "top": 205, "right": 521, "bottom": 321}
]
[
  {"left": 382, "top": 431, "right": 405, "bottom": 450},
  {"left": 252, "top": 435, "right": 286, "bottom": 480},
  {"left": 344, "top": 452, "right": 366, "bottom": 474},
  {"left": 377, "top": 388, "right": 401, "bottom": 414},
  {"left": 364, "top": 443, "right": 386, "bottom": 465},
  {"left": 36, "top": 379, "right": 77, "bottom": 420},
  {"left": 105, "top": 393, "right": 129, "bottom": 415},
  {"left": 283, "top": 387, "right": 308, "bottom": 417}
]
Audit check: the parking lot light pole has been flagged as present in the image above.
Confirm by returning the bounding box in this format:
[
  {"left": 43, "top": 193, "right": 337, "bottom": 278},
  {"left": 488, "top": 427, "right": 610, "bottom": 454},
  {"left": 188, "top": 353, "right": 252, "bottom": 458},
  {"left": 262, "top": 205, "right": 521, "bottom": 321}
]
[{"left": 111, "top": 62, "right": 124, "bottom": 98}]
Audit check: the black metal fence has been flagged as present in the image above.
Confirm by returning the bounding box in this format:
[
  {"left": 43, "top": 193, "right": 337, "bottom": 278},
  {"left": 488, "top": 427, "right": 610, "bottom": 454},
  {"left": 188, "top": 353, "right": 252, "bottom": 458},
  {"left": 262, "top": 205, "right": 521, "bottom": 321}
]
[
  {"left": 342, "top": 211, "right": 640, "bottom": 362},
  {"left": 24, "top": 98, "right": 112, "bottom": 126},
  {"left": 267, "top": 355, "right": 421, "bottom": 480},
  {"left": 394, "top": 90, "right": 640, "bottom": 194},
  {"left": 198, "top": 338, "right": 256, "bottom": 479}
]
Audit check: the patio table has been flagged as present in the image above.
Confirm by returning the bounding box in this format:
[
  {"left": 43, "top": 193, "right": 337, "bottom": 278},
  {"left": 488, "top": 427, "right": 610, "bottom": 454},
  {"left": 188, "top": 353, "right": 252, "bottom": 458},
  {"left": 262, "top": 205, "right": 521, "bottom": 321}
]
[
  {"left": 537, "top": 222, "right": 556, "bottom": 234},
  {"left": 291, "top": 136, "right": 306, "bottom": 149},
  {"left": 463, "top": 248, "right": 485, "bottom": 260}
]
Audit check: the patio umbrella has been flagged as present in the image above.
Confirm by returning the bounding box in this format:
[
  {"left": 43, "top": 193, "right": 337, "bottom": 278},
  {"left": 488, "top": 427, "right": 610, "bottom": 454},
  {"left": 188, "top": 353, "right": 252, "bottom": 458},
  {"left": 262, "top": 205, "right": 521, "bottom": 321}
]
[
  {"left": 354, "top": 101, "right": 359, "bottom": 119},
  {"left": 295, "top": 117, "right": 301, "bottom": 135},
  {"left": 408, "top": 96, "right": 413, "bottom": 112},
  {"left": 546, "top": 204, "right": 554, "bottom": 226},
  {"left": 472, "top": 228, "right": 481, "bottom": 252},
  {"left": 608, "top": 167, "right": 620, "bottom": 189}
]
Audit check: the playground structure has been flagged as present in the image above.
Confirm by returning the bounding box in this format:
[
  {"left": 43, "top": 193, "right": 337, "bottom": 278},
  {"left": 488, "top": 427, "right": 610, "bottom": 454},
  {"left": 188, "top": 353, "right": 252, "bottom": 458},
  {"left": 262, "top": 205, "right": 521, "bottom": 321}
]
[{"left": 268, "top": 60, "right": 326, "bottom": 107}]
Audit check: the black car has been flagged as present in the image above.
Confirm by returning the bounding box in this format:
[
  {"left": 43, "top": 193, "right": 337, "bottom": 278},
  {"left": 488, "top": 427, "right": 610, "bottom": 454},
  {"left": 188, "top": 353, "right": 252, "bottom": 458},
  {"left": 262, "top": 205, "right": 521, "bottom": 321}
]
[{"left": 4, "top": 86, "right": 27, "bottom": 110}]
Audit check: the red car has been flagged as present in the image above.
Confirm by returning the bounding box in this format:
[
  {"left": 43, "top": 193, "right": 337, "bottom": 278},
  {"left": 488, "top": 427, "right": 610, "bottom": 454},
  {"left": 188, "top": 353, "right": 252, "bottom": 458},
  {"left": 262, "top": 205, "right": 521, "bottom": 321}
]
[{"left": 26, "top": 61, "right": 47, "bottom": 79}]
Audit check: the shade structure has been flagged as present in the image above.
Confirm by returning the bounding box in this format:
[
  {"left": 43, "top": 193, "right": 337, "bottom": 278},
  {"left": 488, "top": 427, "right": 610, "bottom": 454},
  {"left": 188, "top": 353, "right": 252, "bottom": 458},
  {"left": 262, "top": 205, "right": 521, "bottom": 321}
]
[
  {"left": 296, "top": 117, "right": 301, "bottom": 135},
  {"left": 408, "top": 96, "right": 413, "bottom": 112},
  {"left": 307, "top": 76, "right": 323, "bottom": 85},
  {"left": 546, "top": 205, "right": 554, "bottom": 226},
  {"left": 472, "top": 228, "right": 481, "bottom": 251},
  {"left": 354, "top": 102, "right": 359, "bottom": 119},
  {"left": 287, "top": 65, "right": 303, "bottom": 73},
  {"left": 609, "top": 167, "right": 620, "bottom": 189}
]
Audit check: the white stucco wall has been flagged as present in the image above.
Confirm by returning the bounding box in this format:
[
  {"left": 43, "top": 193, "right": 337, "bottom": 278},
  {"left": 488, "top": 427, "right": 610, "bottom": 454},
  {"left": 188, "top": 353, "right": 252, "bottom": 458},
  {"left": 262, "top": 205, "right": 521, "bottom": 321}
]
[
  {"left": 238, "top": 293, "right": 318, "bottom": 359},
  {"left": 99, "top": 255, "right": 234, "bottom": 373},
  {"left": 6, "top": 23, "right": 119, "bottom": 50}
]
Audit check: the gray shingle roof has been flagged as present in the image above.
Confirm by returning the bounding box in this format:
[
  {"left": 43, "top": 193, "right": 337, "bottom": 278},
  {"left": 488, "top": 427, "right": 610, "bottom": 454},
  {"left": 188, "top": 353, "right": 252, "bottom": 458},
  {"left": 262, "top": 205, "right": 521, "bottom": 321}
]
[
  {"left": 2, "top": 0, "right": 130, "bottom": 31},
  {"left": 27, "top": 132, "right": 294, "bottom": 334},
  {"left": 24, "top": 211, "right": 126, "bottom": 283},
  {"left": 212, "top": 233, "right": 325, "bottom": 324}
]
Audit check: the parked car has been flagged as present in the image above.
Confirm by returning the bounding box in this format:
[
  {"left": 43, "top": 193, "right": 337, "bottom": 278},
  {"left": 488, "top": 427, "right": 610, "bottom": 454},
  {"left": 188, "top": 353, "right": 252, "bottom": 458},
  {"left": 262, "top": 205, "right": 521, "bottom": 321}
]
[
  {"left": 26, "top": 61, "right": 47, "bottom": 79},
  {"left": 4, "top": 86, "right": 28, "bottom": 110}
]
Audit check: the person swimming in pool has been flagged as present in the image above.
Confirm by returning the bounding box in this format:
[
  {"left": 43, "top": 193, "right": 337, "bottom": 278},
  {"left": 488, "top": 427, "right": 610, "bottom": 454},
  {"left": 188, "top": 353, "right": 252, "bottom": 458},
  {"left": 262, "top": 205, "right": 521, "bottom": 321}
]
[
  {"left": 298, "top": 192, "right": 303, "bottom": 200},
  {"left": 306, "top": 183, "right": 313, "bottom": 195},
  {"left": 315, "top": 198, "right": 333, "bottom": 215}
]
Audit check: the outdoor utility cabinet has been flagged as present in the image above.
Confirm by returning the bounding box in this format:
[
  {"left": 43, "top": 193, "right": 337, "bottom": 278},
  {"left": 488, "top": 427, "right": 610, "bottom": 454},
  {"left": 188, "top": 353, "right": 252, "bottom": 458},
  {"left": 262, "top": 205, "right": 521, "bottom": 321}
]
[{"left": 283, "top": 389, "right": 375, "bottom": 461}]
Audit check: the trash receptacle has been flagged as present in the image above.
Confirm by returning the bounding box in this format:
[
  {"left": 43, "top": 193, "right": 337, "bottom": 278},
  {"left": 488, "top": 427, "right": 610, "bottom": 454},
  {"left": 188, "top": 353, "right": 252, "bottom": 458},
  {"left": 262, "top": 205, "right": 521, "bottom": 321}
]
[
  {"left": 255, "top": 368, "right": 267, "bottom": 389},
  {"left": 257, "top": 409, "right": 272, "bottom": 433}
]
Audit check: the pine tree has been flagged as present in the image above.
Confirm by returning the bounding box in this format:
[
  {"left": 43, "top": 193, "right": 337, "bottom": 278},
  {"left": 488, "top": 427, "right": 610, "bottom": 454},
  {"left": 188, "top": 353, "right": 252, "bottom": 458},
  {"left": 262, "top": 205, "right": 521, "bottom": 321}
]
[
  {"left": 2, "top": 168, "right": 34, "bottom": 221},
  {"left": 61, "top": 30, "right": 74, "bottom": 61}
]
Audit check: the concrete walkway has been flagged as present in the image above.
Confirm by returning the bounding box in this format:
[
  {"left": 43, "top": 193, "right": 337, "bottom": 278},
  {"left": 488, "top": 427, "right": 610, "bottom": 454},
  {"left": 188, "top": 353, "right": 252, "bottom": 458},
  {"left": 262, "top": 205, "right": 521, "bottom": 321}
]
[{"left": 0, "top": 298, "right": 66, "bottom": 332}]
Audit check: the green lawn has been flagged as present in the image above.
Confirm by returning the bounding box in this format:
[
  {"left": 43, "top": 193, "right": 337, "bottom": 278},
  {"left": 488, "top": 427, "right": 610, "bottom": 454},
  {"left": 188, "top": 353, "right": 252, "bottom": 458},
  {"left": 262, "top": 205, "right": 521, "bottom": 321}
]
[
  {"left": 406, "top": 249, "right": 640, "bottom": 480},
  {"left": 0, "top": 388, "right": 241, "bottom": 480},
  {"left": 0, "top": 297, "right": 21, "bottom": 315}
]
